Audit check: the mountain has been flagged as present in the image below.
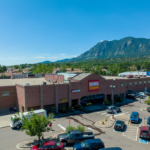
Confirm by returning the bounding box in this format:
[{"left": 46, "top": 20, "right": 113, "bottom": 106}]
[
  {"left": 77, "top": 37, "right": 150, "bottom": 60},
  {"left": 39, "top": 60, "right": 52, "bottom": 64}
]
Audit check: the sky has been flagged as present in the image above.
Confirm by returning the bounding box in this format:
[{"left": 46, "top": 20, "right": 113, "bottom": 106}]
[{"left": 0, "top": 0, "right": 150, "bottom": 66}]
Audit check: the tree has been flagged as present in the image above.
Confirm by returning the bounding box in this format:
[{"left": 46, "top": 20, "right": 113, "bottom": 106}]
[
  {"left": 17, "top": 69, "right": 23, "bottom": 72},
  {"left": 60, "top": 65, "right": 66, "bottom": 72},
  {"left": 2, "top": 66, "right": 7, "bottom": 71},
  {"left": 15, "top": 109, "right": 55, "bottom": 144},
  {"left": 130, "top": 65, "right": 137, "bottom": 71},
  {"left": 14, "top": 65, "right": 20, "bottom": 69},
  {"left": 0, "top": 74, "right": 6, "bottom": 77},
  {"left": 71, "top": 66, "right": 74, "bottom": 71}
]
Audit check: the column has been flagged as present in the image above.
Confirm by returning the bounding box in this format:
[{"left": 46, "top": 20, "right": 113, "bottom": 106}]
[
  {"left": 69, "top": 82, "right": 71, "bottom": 107},
  {"left": 40, "top": 86, "right": 43, "bottom": 109},
  {"left": 24, "top": 86, "right": 27, "bottom": 112},
  {"left": 55, "top": 85, "right": 58, "bottom": 113}
]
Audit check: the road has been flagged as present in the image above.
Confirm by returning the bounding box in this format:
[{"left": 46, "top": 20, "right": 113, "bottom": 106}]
[{"left": 0, "top": 99, "right": 150, "bottom": 150}]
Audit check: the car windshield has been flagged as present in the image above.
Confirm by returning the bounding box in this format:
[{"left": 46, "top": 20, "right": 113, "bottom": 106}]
[
  {"left": 55, "top": 142, "right": 60, "bottom": 146},
  {"left": 66, "top": 133, "right": 70, "bottom": 137},
  {"left": 81, "top": 141, "right": 87, "bottom": 147},
  {"left": 11, "top": 117, "right": 14, "bottom": 123},
  {"left": 115, "top": 122, "right": 122, "bottom": 126},
  {"left": 131, "top": 115, "right": 137, "bottom": 118},
  {"left": 39, "top": 142, "right": 45, "bottom": 148},
  {"left": 141, "top": 131, "right": 149, "bottom": 134}
]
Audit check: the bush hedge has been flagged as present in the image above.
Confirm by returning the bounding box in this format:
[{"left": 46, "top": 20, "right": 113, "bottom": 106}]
[{"left": 66, "top": 124, "right": 85, "bottom": 133}]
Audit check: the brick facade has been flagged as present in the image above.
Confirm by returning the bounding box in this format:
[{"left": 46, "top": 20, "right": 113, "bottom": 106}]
[
  {"left": 1, "top": 73, "right": 150, "bottom": 113},
  {"left": 0, "top": 86, "right": 17, "bottom": 112}
]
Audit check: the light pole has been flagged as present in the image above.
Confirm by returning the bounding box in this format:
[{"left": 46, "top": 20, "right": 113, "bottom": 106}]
[{"left": 110, "top": 85, "right": 116, "bottom": 119}]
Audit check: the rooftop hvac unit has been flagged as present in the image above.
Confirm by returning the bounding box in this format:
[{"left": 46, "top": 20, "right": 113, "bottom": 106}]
[
  {"left": 47, "top": 79, "right": 51, "bottom": 82},
  {"left": 42, "top": 82, "right": 46, "bottom": 85},
  {"left": 25, "top": 83, "right": 30, "bottom": 86}
]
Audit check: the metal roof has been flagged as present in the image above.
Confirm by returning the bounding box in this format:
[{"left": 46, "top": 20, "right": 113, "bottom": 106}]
[{"left": 71, "top": 73, "right": 91, "bottom": 80}]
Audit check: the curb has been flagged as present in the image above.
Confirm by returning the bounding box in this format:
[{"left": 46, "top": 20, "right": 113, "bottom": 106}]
[
  {"left": 0, "top": 125, "right": 10, "bottom": 129},
  {"left": 94, "top": 119, "right": 116, "bottom": 129}
]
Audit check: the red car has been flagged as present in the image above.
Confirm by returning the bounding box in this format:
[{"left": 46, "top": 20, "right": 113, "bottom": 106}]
[
  {"left": 31, "top": 141, "right": 64, "bottom": 150},
  {"left": 139, "top": 126, "right": 150, "bottom": 139}
]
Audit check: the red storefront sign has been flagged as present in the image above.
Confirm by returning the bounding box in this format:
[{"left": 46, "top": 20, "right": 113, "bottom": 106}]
[{"left": 88, "top": 80, "right": 99, "bottom": 91}]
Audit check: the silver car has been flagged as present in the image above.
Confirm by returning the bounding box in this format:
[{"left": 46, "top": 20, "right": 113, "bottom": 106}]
[{"left": 106, "top": 106, "right": 121, "bottom": 113}]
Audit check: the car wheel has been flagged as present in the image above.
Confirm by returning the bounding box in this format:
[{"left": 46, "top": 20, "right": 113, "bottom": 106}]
[
  {"left": 63, "top": 141, "right": 67, "bottom": 146},
  {"left": 16, "top": 124, "right": 20, "bottom": 129}
]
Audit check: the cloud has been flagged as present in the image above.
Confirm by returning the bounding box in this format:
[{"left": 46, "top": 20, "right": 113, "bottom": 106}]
[
  {"left": 33, "top": 57, "right": 45, "bottom": 59},
  {"left": 59, "top": 54, "right": 66, "bottom": 56},
  {"left": 72, "top": 55, "right": 77, "bottom": 57},
  {"left": 9, "top": 57, "right": 24, "bottom": 59},
  {"left": 79, "top": 48, "right": 82, "bottom": 50},
  {"left": 100, "top": 40, "right": 104, "bottom": 42},
  {"left": 48, "top": 57, "right": 58, "bottom": 59}
]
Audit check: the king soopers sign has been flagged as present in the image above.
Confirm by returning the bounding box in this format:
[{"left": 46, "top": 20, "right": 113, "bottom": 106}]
[{"left": 88, "top": 80, "right": 99, "bottom": 91}]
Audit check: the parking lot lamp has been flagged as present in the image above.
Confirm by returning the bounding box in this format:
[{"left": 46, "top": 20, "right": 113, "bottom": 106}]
[{"left": 110, "top": 85, "right": 116, "bottom": 119}]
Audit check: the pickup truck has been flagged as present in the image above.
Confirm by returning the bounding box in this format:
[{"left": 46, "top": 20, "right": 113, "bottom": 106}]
[{"left": 57, "top": 130, "right": 94, "bottom": 146}]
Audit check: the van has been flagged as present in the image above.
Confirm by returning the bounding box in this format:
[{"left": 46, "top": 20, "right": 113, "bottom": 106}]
[{"left": 10, "top": 109, "right": 47, "bottom": 129}]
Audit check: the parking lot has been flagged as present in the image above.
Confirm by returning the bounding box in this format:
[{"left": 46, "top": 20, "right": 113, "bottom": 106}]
[{"left": 0, "top": 97, "right": 150, "bottom": 150}]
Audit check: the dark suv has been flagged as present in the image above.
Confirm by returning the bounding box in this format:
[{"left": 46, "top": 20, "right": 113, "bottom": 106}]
[
  {"left": 126, "top": 94, "right": 136, "bottom": 100},
  {"left": 73, "top": 139, "right": 105, "bottom": 150}
]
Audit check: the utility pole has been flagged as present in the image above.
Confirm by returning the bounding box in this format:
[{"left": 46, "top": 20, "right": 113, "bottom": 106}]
[{"left": 110, "top": 84, "right": 116, "bottom": 119}]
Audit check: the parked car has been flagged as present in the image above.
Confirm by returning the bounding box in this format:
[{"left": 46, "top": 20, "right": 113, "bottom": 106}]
[
  {"left": 57, "top": 130, "right": 94, "bottom": 146},
  {"left": 126, "top": 94, "right": 136, "bottom": 100},
  {"left": 139, "top": 126, "right": 150, "bottom": 139},
  {"left": 106, "top": 106, "right": 121, "bottom": 113},
  {"left": 147, "top": 117, "right": 150, "bottom": 130},
  {"left": 130, "top": 112, "right": 139, "bottom": 123},
  {"left": 31, "top": 141, "right": 64, "bottom": 150},
  {"left": 100, "top": 148, "right": 122, "bottom": 150},
  {"left": 147, "top": 107, "right": 150, "bottom": 112},
  {"left": 144, "top": 92, "right": 150, "bottom": 96},
  {"left": 73, "top": 139, "right": 105, "bottom": 150},
  {"left": 114, "top": 120, "right": 125, "bottom": 131},
  {"left": 136, "top": 92, "right": 146, "bottom": 99},
  {"left": 80, "top": 100, "right": 88, "bottom": 106}
]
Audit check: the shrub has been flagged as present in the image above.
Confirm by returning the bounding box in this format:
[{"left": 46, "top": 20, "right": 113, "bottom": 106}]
[
  {"left": 144, "top": 99, "right": 150, "bottom": 105},
  {"left": 102, "top": 120, "right": 105, "bottom": 124},
  {"left": 66, "top": 126, "right": 76, "bottom": 133},
  {"left": 105, "top": 118, "right": 107, "bottom": 121},
  {"left": 76, "top": 124, "right": 85, "bottom": 132},
  {"left": 104, "top": 99, "right": 110, "bottom": 105},
  {"left": 66, "top": 124, "right": 85, "bottom": 133}
]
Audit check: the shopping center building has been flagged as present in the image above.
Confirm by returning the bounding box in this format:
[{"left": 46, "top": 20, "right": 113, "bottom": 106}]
[{"left": 0, "top": 73, "right": 150, "bottom": 113}]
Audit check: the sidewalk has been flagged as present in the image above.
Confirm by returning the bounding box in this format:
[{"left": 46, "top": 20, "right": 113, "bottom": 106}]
[{"left": 0, "top": 113, "right": 14, "bottom": 128}]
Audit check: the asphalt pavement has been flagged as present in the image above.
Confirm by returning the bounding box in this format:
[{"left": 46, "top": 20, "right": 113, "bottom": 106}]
[{"left": 0, "top": 98, "right": 150, "bottom": 150}]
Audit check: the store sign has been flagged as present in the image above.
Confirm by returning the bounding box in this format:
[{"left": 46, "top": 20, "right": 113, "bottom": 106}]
[
  {"left": 37, "top": 112, "right": 44, "bottom": 116},
  {"left": 60, "top": 98, "right": 67, "bottom": 102},
  {"left": 72, "top": 89, "right": 80, "bottom": 93},
  {"left": 88, "top": 80, "right": 99, "bottom": 91}
]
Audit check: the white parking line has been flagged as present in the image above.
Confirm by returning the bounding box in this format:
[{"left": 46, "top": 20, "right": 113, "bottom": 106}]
[
  {"left": 101, "top": 113, "right": 107, "bottom": 115},
  {"left": 122, "top": 126, "right": 138, "bottom": 141},
  {"left": 114, "top": 112, "right": 128, "bottom": 117},
  {"left": 58, "top": 124, "right": 66, "bottom": 131},
  {"left": 105, "top": 114, "right": 112, "bottom": 116},
  {"left": 97, "top": 111, "right": 105, "bottom": 113},
  {"left": 88, "top": 127, "right": 95, "bottom": 131}
]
